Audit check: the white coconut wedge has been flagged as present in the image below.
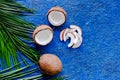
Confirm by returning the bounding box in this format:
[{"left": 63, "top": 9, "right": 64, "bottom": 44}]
[
  {"left": 60, "top": 25, "right": 83, "bottom": 48},
  {"left": 60, "top": 29, "right": 66, "bottom": 41},
  {"left": 67, "top": 32, "right": 76, "bottom": 48},
  {"left": 72, "top": 33, "right": 83, "bottom": 48},
  {"left": 70, "top": 25, "right": 82, "bottom": 36},
  {"left": 60, "top": 28, "right": 76, "bottom": 41},
  {"left": 63, "top": 28, "right": 70, "bottom": 41},
  {"left": 72, "top": 32, "right": 79, "bottom": 44},
  {"left": 47, "top": 6, "right": 66, "bottom": 26},
  {"left": 67, "top": 28, "right": 76, "bottom": 33},
  {"left": 33, "top": 25, "right": 53, "bottom": 46}
]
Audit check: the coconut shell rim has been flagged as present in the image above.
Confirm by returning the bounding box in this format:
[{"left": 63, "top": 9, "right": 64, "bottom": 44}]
[
  {"left": 32, "top": 25, "right": 54, "bottom": 46},
  {"left": 47, "top": 6, "right": 67, "bottom": 26}
]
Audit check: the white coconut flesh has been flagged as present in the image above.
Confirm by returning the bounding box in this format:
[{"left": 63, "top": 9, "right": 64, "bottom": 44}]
[
  {"left": 67, "top": 32, "right": 76, "bottom": 47},
  {"left": 68, "top": 28, "right": 76, "bottom": 33},
  {"left": 70, "top": 25, "right": 82, "bottom": 36},
  {"left": 35, "top": 29, "right": 53, "bottom": 45},
  {"left": 64, "top": 28, "right": 76, "bottom": 41},
  {"left": 48, "top": 11, "right": 65, "bottom": 26},
  {"left": 60, "top": 29, "right": 65, "bottom": 41},
  {"left": 73, "top": 32, "right": 79, "bottom": 44},
  {"left": 72, "top": 33, "right": 83, "bottom": 48},
  {"left": 63, "top": 29, "right": 69, "bottom": 41},
  {"left": 60, "top": 25, "right": 82, "bottom": 48}
]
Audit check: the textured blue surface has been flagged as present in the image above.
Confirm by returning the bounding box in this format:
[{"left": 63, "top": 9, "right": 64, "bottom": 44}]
[{"left": 18, "top": 0, "right": 120, "bottom": 80}]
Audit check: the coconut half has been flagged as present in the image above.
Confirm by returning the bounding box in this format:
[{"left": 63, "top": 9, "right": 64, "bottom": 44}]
[
  {"left": 47, "top": 6, "right": 66, "bottom": 26},
  {"left": 33, "top": 25, "right": 53, "bottom": 46}
]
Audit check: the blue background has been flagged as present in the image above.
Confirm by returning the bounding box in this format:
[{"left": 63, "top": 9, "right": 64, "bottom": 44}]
[{"left": 18, "top": 0, "right": 120, "bottom": 80}]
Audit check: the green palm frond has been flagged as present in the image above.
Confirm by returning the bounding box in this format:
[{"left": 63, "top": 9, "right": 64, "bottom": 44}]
[
  {"left": 0, "top": 61, "right": 67, "bottom": 80},
  {"left": 0, "top": 59, "right": 41, "bottom": 80},
  {"left": 0, "top": 57, "right": 66, "bottom": 80},
  {"left": 0, "top": 0, "right": 67, "bottom": 79},
  {"left": 0, "top": 0, "right": 39, "bottom": 68}
]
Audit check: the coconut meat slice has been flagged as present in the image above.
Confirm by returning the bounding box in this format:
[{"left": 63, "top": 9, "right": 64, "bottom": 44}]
[
  {"left": 67, "top": 28, "right": 76, "bottom": 33},
  {"left": 35, "top": 29, "right": 53, "bottom": 45},
  {"left": 60, "top": 29, "right": 65, "bottom": 41},
  {"left": 63, "top": 28, "right": 76, "bottom": 41},
  {"left": 72, "top": 33, "right": 82, "bottom": 48},
  {"left": 67, "top": 32, "right": 76, "bottom": 48},
  {"left": 63, "top": 28, "right": 69, "bottom": 42},
  {"left": 73, "top": 32, "right": 79, "bottom": 44},
  {"left": 48, "top": 11, "right": 66, "bottom": 26},
  {"left": 70, "top": 25, "right": 82, "bottom": 36}
]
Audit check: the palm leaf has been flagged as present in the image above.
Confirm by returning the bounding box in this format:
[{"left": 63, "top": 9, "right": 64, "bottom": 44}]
[
  {"left": 0, "top": 59, "right": 40, "bottom": 80},
  {"left": 0, "top": 60, "right": 67, "bottom": 80},
  {"left": 0, "top": 0, "right": 67, "bottom": 79},
  {"left": 0, "top": 0, "right": 39, "bottom": 68}
]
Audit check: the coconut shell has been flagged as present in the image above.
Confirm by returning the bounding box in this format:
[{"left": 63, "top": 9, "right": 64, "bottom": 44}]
[
  {"left": 47, "top": 6, "right": 66, "bottom": 16},
  {"left": 47, "top": 6, "right": 67, "bottom": 27},
  {"left": 32, "top": 25, "right": 53, "bottom": 46},
  {"left": 39, "top": 54, "right": 62, "bottom": 76}
]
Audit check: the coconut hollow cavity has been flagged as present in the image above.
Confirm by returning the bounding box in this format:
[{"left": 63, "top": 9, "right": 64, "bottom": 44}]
[
  {"left": 47, "top": 6, "right": 66, "bottom": 26},
  {"left": 33, "top": 25, "right": 53, "bottom": 46},
  {"left": 60, "top": 25, "right": 83, "bottom": 48}
]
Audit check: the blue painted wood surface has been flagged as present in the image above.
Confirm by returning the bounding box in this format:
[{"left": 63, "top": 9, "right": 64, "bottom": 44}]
[{"left": 17, "top": 0, "right": 120, "bottom": 80}]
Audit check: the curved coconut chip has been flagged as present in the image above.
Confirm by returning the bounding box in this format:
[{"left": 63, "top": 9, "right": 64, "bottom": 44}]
[
  {"left": 60, "top": 29, "right": 66, "bottom": 41},
  {"left": 67, "top": 28, "right": 76, "bottom": 33},
  {"left": 73, "top": 32, "right": 79, "bottom": 44},
  {"left": 60, "top": 28, "right": 77, "bottom": 41},
  {"left": 63, "top": 28, "right": 70, "bottom": 41},
  {"left": 33, "top": 25, "right": 53, "bottom": 46},
  {"left": 67, "top": 32, "right": 76, "bottom": 48},
  {"left": 70, "top": 25, "right": 82, "bottom": 36},
  {"left": 72, "top": 33, "right": 83, "bottom": 48},
  {"left": 60, "top": 25, "right": 83, "bottom": 48}
]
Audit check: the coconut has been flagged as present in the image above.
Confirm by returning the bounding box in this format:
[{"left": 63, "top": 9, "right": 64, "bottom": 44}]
[
  {"left": 39, "top": 54, "right": 62, "bottom": 76},
  {"left": 32, "top": 25, "right": 53, "bottom": 46},
  {"left": 47, "top": 6, "right": 66, "bottom": 26}
]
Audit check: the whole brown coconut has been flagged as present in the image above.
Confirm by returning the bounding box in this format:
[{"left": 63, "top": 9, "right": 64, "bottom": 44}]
[{"left": 39, "top": 54, "right": 62, "bottom": 76}]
